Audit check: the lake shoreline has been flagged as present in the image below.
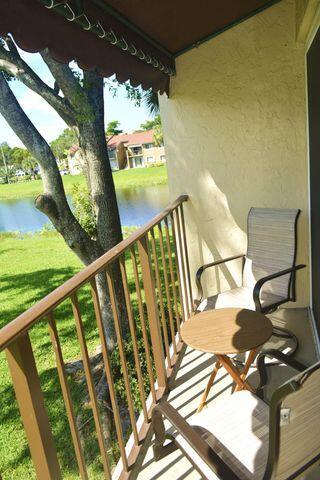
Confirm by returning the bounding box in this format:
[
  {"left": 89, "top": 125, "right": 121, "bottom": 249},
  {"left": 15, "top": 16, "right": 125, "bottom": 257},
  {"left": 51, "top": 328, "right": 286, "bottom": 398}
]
[
  {"left": 0, "top": 183, "right": 169, "bottom": 233},
  {"left": 0, "top": 225, "right": 139, "bottom": 239},
  {"left": 0, "top": 165, "right": 167, "bottom": 201}
]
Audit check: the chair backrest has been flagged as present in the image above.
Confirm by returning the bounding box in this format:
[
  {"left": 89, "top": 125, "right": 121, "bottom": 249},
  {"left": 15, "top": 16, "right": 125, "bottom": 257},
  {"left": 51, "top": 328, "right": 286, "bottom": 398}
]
[
  {"left": 267, "top": 363, "right": 320, "bottom": 480},
  {"left": 242, "top": 208, "right": 300, "bottom": 299}
]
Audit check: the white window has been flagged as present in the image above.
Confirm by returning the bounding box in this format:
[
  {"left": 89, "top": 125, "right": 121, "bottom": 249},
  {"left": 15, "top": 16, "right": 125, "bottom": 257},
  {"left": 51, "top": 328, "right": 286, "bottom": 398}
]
[
  {"left": 147, "top": 156, "right": 155, "bottom": 163},
  {"left": 160, "top": 155, "right": 166, "bottom": 162},
  {"left": 144, "top": 143, "right": 154, "bottom": 149}
]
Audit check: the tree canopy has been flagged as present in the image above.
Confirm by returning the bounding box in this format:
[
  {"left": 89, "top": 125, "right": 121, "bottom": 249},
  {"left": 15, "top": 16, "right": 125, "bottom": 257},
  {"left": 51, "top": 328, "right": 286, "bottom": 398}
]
[
  {"left": 106, "top": 120, "right": 123, "bottom": 136},
  {"left": 50, "top": 128, "right": 78, "bottom": 161},
  {"left": 140, "top": 115, "right": 163, "bottom": 146}
]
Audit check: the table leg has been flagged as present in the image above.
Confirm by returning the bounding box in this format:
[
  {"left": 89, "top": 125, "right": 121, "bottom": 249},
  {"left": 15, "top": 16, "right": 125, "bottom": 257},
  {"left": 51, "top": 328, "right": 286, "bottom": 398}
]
[
  {"left": 234, "top": 348, "right": 258, "bottom": 392},
  {"left": 217, "top": 355, "right": 253, "bottom": 392},
  {"left": 197, "top": 359, "right": 221, "bottom": 413}
]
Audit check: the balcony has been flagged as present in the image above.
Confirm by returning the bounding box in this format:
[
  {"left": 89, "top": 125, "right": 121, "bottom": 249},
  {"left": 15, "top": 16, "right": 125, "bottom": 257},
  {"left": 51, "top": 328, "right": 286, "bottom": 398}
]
[{"left": 0, "top": 195, "right": 318, "bottom": 480}]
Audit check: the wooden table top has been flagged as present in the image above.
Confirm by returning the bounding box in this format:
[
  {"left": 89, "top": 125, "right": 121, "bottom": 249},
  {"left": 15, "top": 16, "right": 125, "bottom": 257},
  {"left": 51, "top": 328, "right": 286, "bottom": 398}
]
[{"left": 181, "top": 308, "right": 273, "bottom": 354}]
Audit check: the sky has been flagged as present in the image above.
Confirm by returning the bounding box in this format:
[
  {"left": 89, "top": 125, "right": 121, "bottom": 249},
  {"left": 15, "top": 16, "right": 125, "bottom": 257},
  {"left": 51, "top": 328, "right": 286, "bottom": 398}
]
[{"left": 0, "top": 49, "right": 152, "bottom": 148}]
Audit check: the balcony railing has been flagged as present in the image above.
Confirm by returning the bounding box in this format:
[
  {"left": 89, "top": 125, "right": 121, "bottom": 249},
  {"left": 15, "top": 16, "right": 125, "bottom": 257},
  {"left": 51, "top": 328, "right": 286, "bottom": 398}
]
[{"left": 0, "top": 195, "right": 192, "bottom": 479}]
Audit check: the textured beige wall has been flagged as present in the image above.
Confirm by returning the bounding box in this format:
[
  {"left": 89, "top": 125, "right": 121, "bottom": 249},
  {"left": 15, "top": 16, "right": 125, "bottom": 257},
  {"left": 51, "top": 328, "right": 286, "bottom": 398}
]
[
  {"left": 296, "top": 0, "right": 320, "bottom": 42},
  {"left": 160, "top": 0, "right": 310, "bottom": 306},
  {"left": 296, "top": 0, "right": 310, "bottom": 36}
]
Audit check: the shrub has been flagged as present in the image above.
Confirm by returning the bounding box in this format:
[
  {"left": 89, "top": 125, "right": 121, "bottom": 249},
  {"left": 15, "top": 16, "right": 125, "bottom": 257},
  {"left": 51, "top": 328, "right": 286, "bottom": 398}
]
[{"left": 71, "top": 183, "right": 97, "bottom": 238}]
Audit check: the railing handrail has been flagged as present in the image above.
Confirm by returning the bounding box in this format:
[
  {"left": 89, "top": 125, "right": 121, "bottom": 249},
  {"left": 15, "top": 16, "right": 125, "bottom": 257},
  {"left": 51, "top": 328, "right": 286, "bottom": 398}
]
[{"left": 0, "top": 194, "right": 188, "bottom": 352}]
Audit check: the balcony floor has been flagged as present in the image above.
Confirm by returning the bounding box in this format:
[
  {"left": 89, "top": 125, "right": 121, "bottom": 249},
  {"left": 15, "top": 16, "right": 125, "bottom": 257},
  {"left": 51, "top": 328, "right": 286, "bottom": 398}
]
[{"left": 136, "top": 308, "right": 319, "bottom": 480}]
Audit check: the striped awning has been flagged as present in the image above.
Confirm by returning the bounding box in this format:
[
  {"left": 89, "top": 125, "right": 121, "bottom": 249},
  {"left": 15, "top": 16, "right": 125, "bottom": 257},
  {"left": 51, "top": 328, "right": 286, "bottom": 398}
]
[{"left": 0, "top": 0, "right": 279, "bottom": 94}]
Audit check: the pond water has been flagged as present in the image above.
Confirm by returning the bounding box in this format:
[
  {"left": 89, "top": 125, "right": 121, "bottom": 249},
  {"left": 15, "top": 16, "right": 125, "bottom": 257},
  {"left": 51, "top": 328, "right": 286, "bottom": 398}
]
[{"left": 0, "top": 184, "right": 169, "bottom": 233}]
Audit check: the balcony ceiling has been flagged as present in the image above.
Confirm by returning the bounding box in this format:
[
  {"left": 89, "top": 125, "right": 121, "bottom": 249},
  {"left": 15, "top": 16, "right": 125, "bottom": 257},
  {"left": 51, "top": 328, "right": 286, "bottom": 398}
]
[
  {"left": 103, "top": 0, "right": 279, "bottom": 55},
  {"left": 1, "top": 0, "right": 279, "bottom": 93}
]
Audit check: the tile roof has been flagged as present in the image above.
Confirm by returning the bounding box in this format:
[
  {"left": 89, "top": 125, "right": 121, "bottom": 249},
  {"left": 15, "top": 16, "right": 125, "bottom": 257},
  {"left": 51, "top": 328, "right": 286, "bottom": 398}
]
[{"left": 107, "top": 130, "right": 154, "bottom": 149}]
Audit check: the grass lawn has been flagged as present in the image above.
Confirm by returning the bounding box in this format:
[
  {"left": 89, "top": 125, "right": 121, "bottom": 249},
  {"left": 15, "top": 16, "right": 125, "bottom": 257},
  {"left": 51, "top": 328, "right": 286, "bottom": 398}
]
[
  {"left": 0, "top": 232, "right": 84, "bottom": 479},
  {"left": 0, "top": 227, "right": 176, "bottom": 479},
  {"left": 0, "top": 165, "right": 168, "bottom": 200}
]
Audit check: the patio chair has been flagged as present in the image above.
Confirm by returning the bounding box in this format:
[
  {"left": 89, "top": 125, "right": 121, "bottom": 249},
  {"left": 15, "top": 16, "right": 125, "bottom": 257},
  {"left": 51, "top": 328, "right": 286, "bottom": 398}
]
[
  {"left": 152, "top": 352, "right": 319, "bottom": 480},
  {"left": 194, "top": 207, "right": 306, "bottom": 358}
]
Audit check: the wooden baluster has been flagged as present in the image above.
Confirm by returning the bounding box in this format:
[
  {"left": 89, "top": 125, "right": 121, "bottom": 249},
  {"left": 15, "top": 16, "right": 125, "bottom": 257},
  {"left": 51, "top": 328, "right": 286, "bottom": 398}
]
[
  {"left": 171, "top": 209, "right": 188, "bottom": 320},
  {"left": 119, "top": 256, "right": 149, "bottom": 423},
  {"left": 164, "top": 216, "right": 182, "bottom": 335},
  {"left": 149, "top": 228, "right": 171, "bottom": 369},
  {"left": 171, "top": 212, "right": 185, "bottom": 333},
  {"left": 90, "top": 278, "right": 129, "bottom": 471},
  {"left": 71, "top": 292, "right": 112, "bottom": 478},
  {"left": 106, "top": 264, "right": 140, "bottom": 446},
  {"left": 158, "top": 222, "right": 177, "bottom": 355},
  {"left": 48, "top": 313, "right": 88, "bottom": 480},
  {"left": 179, "top": 203, "right": 193, "bottom": 315},
  {"left": 6, "top": 333, "right": 62, "bottom": 480},
  {"left": 137, "top": 235, "right": 168, "bottom": 392},
  {"left": 130, "top": 245, "right": 157, "bottom": 403}
]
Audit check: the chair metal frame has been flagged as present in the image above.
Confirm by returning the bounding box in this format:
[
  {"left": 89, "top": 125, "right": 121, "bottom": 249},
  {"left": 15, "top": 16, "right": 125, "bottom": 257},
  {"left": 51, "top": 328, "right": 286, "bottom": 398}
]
[
  {"left": 152, "top": 353, "right": 320, "bottom": 480},
  {"left": 194, "top": 209, "right": 306, "bottom": 358},
  {"left": 195, "top": 206, "right": 305, "bottom": 312}
]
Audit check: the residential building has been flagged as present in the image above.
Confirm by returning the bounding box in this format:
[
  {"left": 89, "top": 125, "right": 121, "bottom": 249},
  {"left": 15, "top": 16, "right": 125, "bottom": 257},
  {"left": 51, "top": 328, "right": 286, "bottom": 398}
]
[
  {"left": 107, "top": 129, "right": 166, "bottom": 169},
  {"left": 67, "top": 130, "right": 165, "bottom": 174}
]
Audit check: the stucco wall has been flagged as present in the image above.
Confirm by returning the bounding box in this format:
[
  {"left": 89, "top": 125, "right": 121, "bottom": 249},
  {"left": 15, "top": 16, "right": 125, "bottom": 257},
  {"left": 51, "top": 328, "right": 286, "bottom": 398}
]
[{"left": 160, "top": 0, "right": 309, "bottom": 306}]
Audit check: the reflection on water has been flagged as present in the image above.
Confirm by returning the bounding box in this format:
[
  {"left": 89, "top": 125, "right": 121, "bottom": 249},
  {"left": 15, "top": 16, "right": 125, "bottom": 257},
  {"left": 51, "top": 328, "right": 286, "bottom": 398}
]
[
  {"left": 117, "top": 185, "right": 169, "bottom": 227},
  {"left": 0, "top": 185, "right": 169, "bottom": 233}
]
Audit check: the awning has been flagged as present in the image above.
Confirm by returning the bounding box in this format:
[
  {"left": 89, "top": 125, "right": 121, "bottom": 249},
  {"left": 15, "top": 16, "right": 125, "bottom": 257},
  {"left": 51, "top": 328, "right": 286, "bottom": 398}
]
[{"left": 0, "top": 0, "right": 279, "bottom": 93}]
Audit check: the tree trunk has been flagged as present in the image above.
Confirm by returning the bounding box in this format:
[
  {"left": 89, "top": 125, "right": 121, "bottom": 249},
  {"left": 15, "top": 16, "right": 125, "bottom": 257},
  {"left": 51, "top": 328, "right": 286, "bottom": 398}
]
[
  {"left": 0, "top": 47, "right": 133, "bottom": 456},
  {"left": 0, "top": 73, "right": 120, "bottom": 347},
  {"left": 79, "top": 72, "right": 128, "bottom": 337}
]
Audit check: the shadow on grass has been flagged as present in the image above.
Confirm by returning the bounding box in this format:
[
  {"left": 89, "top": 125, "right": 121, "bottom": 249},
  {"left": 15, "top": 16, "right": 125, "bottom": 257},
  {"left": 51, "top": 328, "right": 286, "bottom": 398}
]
[
  {"left": 0, "top": 267, "right": 101, "bottom": 478},
  {"left": 0, "top": 267, "right": 80, "bottom": 327}
]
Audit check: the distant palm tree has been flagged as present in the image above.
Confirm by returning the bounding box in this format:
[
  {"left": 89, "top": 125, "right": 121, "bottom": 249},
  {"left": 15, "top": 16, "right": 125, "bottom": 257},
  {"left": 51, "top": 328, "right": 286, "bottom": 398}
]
[{"left": 142, "top": 88, "right": 159, "bottom": 116}]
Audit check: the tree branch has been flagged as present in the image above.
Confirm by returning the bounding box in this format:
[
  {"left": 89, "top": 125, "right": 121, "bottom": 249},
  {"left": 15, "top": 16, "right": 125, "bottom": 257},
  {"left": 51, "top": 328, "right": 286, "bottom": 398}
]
[
  {"left": 40, "top": 49, "right": 88, "bottom": 111},
  {"left": 0, "top": 72, "right": 100, "bottom": 264},
  {"left": 0, "top": 37, "right": 76, "bottom": 126}
]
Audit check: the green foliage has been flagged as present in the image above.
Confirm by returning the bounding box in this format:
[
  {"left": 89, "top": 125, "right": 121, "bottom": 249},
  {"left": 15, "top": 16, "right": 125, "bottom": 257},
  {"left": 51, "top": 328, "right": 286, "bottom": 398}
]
[
  {"left": 10, "top": 146, "right": 29, "bottom": 168},
  {"left": 0, "top": 142, "right": 18, "bottom": 182},
  {"left": 0, "top": 141, "right": 12, "bottom": 162},
  {"left": 50, "top": 128, "right": 78, "bottom": 161},
  {"left": 71, "top": 183, "right": 97, "bottom": 238},
  {"left": 106, "top": 77, "right": 142, "bottom": 106},
  {"left": 140, "top": 115, "right": 163, "bottom": 146},
  {"left": 106, "top": 120, "right": 123, "bottom": 136},
  {"left": 10, "top": 147, "right": 38, "bottom": 178},
  {"left": 139, "top": 114, "right": 160, "bottom": 131},
  {"left": 142, "top": 88, "right": 160, "bottom": 116},
  {"left": 0, "top": 143, "right": 40, "bottom": 181},
  {"left": 139, "top": 119, "right": 155, "bottom": 131}
]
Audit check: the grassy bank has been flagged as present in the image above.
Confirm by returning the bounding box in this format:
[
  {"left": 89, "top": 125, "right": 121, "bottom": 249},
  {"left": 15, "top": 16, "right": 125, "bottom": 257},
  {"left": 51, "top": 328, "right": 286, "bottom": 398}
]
[
  {"left": 0, "top": 232, "right": 83, "bottom": 479},
  {"left": 0, "top": 165, "right": 168, "bottom": 200}
]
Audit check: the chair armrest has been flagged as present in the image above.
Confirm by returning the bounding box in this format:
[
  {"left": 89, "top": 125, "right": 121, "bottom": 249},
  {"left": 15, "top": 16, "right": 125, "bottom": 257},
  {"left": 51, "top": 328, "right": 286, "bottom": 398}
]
[
  {"left": 152, "top": 402, "right": 241, "bottom": 480},
  {"left": 256, "top": 349, "right": 306, "bottom": 392},
  {"left": 253, "top": 264, "right": 306, "bottom": 310},
  {"left": 195, "top": 254, "right": 245, "bottom": 305}
]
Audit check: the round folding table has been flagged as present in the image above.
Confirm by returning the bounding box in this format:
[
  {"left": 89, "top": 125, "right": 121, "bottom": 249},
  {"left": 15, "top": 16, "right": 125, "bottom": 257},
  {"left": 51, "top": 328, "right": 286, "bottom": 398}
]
[{"left": 181, "top": 307, "right": 273, "bottom": 412}]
